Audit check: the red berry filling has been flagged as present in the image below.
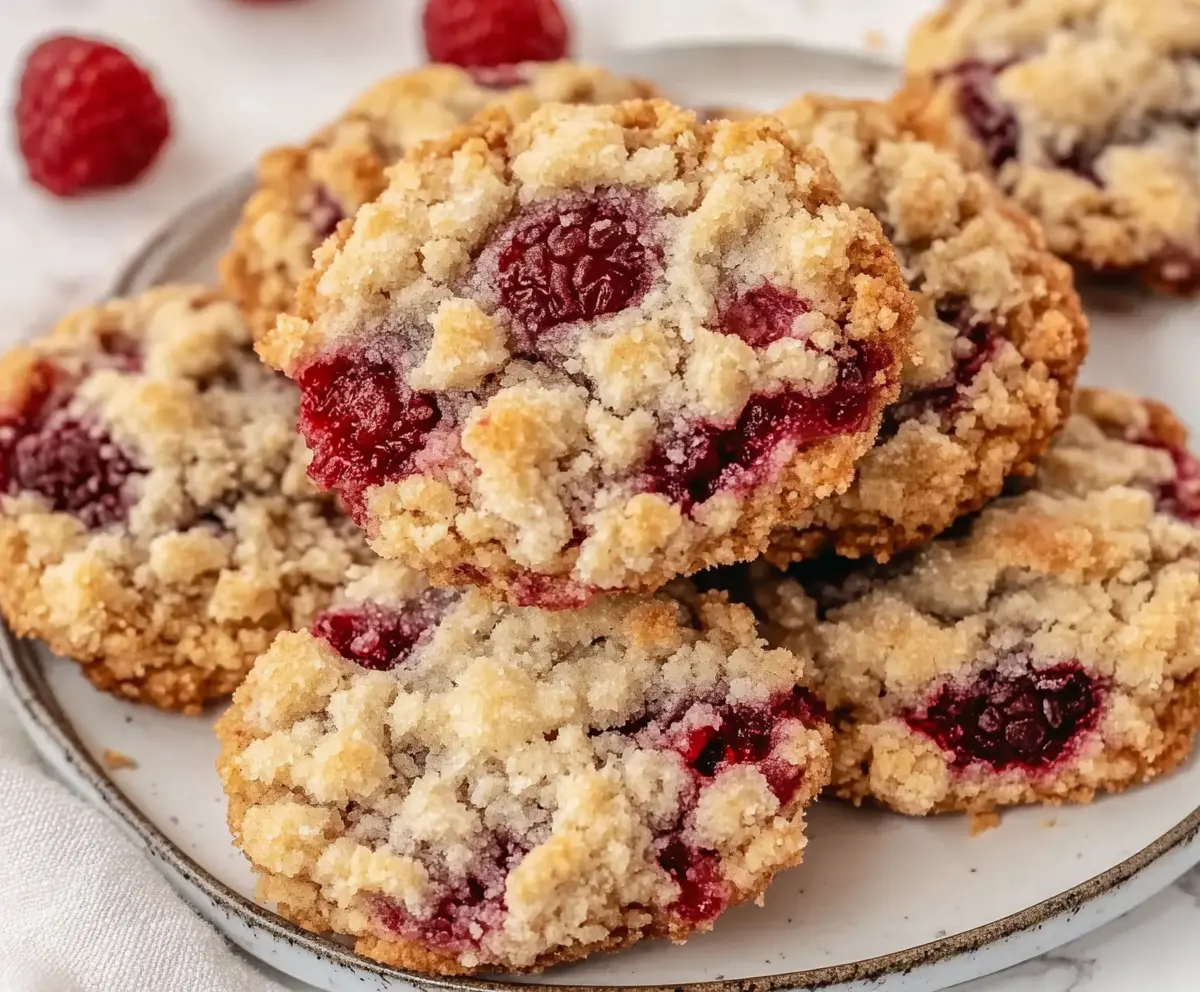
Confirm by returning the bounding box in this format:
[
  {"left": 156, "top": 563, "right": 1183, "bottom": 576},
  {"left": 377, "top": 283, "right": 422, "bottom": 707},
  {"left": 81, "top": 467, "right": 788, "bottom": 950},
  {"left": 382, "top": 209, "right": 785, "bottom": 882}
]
[
  {"left": 1, "top": 360, "right": 142, "bottom": 528},
  {"left": 905, "top": 660, "right": 1104, "bottom": 772},
  {"left": 373, "top": 836, "right": 524, "bottom": 952},
  {"left": 655, "top": 839, "right": 726, "bottom": 925},
  {"left": 422, "top": 0, "right": 569, "bottom": 69},
  {"left": 10, "top": 416, "right": 141, "bottom": 529},
  {"left": 950, "top": 60, "right": 1020, "bottom": 173},
  {"left": 1133, "top": 431, "right": 1200, "bottom": 522},
  {"left": 675, "top": 687, "right": 821, "bottom": 803},
  {"left": 902, "top": 301, "right": 1000, "bottom": 420},
  {"left": 489, "top": 190, "right": 662, "bottom": 353},
  {"left": 505, "top": 570, "right": 597, "bottom": 610},
  {"left": 368, "top": 684, "right": 822, "bottom": 947},
  {"left": 644, "top": 341, "right": 891, "bottom": 512},
  {"left": 306, "top": 185, "right": 345, "bottom": 241},
  {"left": 312, "top": 588, "right": 458, "bottom": 671},
  {"left": 296, "top": 346, "right": 443, "bottom": 521},
  {"left": 647, "top": 687, "right": 822, "bottom": 924},
  {"left": 719, "top": 284, "right": 812, "bottom": 348}
]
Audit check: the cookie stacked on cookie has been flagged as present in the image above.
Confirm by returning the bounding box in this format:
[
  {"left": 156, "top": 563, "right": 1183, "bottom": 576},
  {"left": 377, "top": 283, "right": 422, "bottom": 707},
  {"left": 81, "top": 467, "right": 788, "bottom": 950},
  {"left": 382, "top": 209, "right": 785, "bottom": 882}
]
[{"left": 216, "top": 92, "right": 920, "bottom": 973}]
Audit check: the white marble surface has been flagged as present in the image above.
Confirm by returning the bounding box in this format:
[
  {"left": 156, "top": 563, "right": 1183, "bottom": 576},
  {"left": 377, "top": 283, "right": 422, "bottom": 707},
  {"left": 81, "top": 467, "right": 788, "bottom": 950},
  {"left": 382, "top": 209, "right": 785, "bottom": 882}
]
[{"left": 0, "top": 1, "right": 1197, "bottom": 990}]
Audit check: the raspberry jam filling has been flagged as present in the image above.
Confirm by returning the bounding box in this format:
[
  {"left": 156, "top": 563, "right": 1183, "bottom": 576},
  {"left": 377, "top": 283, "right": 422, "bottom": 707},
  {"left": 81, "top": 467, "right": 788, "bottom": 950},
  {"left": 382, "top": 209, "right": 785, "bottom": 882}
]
[
  {"left": 1134, "top": 431, "right": 1200, "bottom": 521},
  {"left": 905, "top": 660, "right": 1104, "bottom": 772},
  {"left": 950, "top": 60, "right": 1020, "bottom": 172},
  {"left": 644, "top": 341, "right": 890, "bottom": 512},
  {"left": 505, "top": 570, "right": 597, "bottom": 611},
  {"left": 296, "top": 346, "right": 443, "bottom": 521},
  {"left": 0, "top": 360, "right": 143, "bottom": 528},
  {"left": 675, "top": 687, "right": 822, "bottom": 803},
  {"left": 373, "top": 837, "right": 524, "bottom": 952},
  {"left": 489, "top": 189, "right": 663, "bottom": 352},
  {"left": 655, "top": 839, "right": 726, "bottom": 924},
  {"left": 719, "top": 284, "right": 812, "bottom": 348},
  {"left": 306, "top": 185, "right": 345, "bottom": 241},
  {"left": 902, "top": 301, "right": 1000, "bottom": 419},
  {"left": 312, "top": 588, "right": 458, "bottom": 671},
  {"left": 650, "top": 687, "right": 821, "bottom": 923}
]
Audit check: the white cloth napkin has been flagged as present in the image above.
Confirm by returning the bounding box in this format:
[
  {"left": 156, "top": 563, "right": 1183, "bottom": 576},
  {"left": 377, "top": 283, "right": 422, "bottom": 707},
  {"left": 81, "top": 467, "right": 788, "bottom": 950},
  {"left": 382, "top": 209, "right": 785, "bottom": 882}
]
[{"left": 0, "top": 698, "right": 292, "bottom": 992}]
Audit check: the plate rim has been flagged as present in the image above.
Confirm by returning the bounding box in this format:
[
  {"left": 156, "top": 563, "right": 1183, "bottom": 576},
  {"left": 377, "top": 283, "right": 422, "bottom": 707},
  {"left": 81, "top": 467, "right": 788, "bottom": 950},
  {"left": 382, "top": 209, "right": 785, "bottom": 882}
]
[{"left": 12, "top": 121, "right": 1200, "bottom": 992}]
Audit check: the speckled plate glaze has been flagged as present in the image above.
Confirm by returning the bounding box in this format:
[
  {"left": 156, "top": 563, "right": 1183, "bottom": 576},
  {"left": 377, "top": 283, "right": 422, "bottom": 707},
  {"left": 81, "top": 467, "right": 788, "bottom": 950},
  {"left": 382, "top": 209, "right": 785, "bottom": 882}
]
[{"left": 5, "top": 42, "right": 1200, "bottom": 992}]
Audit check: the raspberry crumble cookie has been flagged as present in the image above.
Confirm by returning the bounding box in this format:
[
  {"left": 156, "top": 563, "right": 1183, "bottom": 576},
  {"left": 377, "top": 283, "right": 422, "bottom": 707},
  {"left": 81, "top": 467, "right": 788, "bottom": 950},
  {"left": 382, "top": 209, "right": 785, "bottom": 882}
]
[
  {"left": 217, "top": 568, "right": 832, "bottom": 973},
  {"left": 0, "top": 286, "right": 371, "bottom": 713},
  {"left": 900, "top": 0, "right": 1200, "bottom": 292},
  {"left": 259, "top": 100, "right": 916, "bottom": 607},
  {"left": 220, "top": 62, "right": 656, "bottom": 337},
  {"left": 1037, "top": 387, "right": 1200, "bottom": 516},
  {"left": 754, "top": 391, "right": 1200, "bottom": 814},
  {"left": 768, "top": 96, "right": 1087, "bottom": 563}
]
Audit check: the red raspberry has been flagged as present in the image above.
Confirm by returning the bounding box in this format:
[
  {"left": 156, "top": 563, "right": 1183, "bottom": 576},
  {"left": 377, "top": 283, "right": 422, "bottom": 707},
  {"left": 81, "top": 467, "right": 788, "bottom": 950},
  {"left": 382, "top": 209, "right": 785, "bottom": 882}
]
[
  {"left": 422, "top": 0, "right": 569, "bottom": 68},
  {"left": 14, "top": 35, "right": 171, "bottom": 197}
]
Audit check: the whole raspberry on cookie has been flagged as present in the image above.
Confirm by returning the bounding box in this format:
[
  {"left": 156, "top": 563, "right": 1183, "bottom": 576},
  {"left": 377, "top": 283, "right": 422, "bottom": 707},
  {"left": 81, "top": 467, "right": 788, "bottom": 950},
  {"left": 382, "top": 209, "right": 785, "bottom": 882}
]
[
  {"left": 422, "top": 0, "right": 569, "bottom": 68},
  {"left": 217, "top": 570, "right": 831, "bottom": 974},
  {"left": 899, "top": 0, "right": 1200, "bottom": 293},
  {"left": 0, "top": 287, "right": 373, "bottom": 713},
  {"left": 766, "top": 97, "right": 1087, "bottom": 564},
  {"left": 14, "top": 35, "right": 170, "bottom": 197},
  {"left": 753, "top": 388, "right": 1200, "bottom": 815},
  {"left": 221, "top": 62, "right": 655, "bottom": 339},
  {"left": 258, "top": 100, "right": 916, "bottom": 606}
]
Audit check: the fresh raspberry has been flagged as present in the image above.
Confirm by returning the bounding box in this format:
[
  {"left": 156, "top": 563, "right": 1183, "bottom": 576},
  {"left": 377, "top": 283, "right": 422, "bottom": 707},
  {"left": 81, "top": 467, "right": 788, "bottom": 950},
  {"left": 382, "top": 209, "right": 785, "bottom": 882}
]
[
  {"left": 14, "top": 35, "right": 171, "bottom": 197},
  {"left": 490, "top": 190, "right": 661, "bottom": 352},
  {"left": 422, "top": 0, "right": 569, "bottom": 68},
  {"left": 906, "top": 660, "right": 1103, "bottom": 771}
]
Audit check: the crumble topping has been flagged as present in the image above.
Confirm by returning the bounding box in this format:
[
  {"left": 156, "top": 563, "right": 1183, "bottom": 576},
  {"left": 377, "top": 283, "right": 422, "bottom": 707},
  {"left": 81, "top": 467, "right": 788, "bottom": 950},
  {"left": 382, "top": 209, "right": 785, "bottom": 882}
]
[
  {"left": 0, "top": 286, "right": 372, "bottom": 712},
  {"left": 219, "top": 574, "right": 831, "bottom": 972},
  {"left": 767, "top": 96, "right": 1086, "bottom": 563},
  {"left": 260, "top": 99, "right": 915, "bottom": 605}
]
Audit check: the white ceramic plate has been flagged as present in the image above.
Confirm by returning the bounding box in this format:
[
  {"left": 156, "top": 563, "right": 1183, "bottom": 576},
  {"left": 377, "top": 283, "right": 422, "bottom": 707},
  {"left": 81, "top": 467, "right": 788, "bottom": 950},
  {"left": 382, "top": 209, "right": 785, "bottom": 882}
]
[{"left": 6, "top": 42, "right": 1200, "bottom": 992}]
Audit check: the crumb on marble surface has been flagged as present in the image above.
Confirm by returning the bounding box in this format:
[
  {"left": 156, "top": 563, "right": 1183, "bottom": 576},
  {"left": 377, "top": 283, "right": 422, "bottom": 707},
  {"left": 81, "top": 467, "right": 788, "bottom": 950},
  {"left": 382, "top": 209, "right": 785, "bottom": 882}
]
[
  {"left": 102, "top": 748, "right": 137, "bottom": 770},
  {"left": 969, "top": 811, "right": 1001, "bottom": 836}
]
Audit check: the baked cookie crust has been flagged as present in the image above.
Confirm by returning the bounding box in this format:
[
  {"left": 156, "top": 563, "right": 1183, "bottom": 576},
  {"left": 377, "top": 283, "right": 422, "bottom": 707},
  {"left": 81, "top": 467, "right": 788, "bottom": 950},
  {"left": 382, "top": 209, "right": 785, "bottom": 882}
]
[
  {"left": 899, "top": 0, "right": 1200, "bottom": 292},
  {"left": 768, "top": 96, "right": 1087, "bottom": 563},
  {"left": 259, "top": 99, "right": 916, "bottom": 606},
  {"left": 220, "top": 62, "right": 657, "bottom": 337},
  {"left": 754, "top": 389, "right": 1200, "bottom": 815},
  {"left": 218, "top": 570, "right": 831, "bottom": 973},
  {"left": 0, "top": 286, "right": 372, "bottom": 713}
]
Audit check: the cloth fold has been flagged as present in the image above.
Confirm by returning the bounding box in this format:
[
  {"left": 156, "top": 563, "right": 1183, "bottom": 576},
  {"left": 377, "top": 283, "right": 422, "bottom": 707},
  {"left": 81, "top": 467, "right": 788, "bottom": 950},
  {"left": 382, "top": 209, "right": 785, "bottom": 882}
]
[{"left": 0, "top": 698, "right": 294, "bottom": 992}]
